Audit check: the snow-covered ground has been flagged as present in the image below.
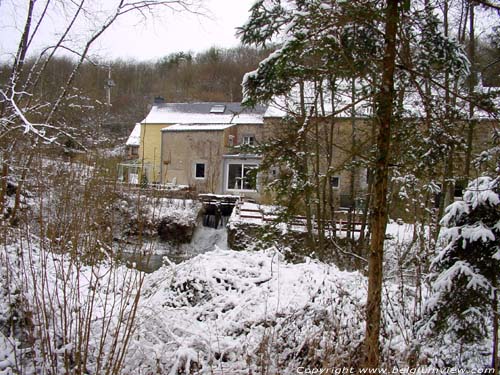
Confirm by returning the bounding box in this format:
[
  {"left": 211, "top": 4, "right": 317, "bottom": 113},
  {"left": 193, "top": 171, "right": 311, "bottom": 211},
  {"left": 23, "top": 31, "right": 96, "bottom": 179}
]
[
  {"left": 0, "top": 235, "right": 412, "bottom": 374},
  {"left": 128, "top": 247, "right": 373, "bottom": 373},
  {"left": 0, "top": 185, "right": 493, "bottom": 373},
  {"left": 145, "top": 198, "right": 201, "bottom": 227},
  {"left": 1, "top": 217, "right": 492, "bottom": 373}
]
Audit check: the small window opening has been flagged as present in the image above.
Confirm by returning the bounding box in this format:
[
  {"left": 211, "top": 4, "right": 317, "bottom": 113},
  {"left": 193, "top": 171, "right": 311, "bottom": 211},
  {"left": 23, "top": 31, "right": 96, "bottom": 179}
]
[
  {"left": 242, "top": 135, "right": 255, "bottom": 145},
  {"left": 330, "top": 176, "right": 340, "bottom": 189},
  {"left": 195, "top": 163, "right": 206, "bottom": 179},
  {"left": 210, "top": 105, "right": 226, "bottom": 113}
]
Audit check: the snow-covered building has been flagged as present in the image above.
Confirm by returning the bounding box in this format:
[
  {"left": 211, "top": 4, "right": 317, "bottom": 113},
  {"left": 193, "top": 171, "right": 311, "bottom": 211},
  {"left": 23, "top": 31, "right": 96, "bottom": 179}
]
[
  {"left": 125, "top": 123, "right": 140, "bottom": 159},
  {"left": 128, "top": 102, "right": 267, "bottom": 199},
  {"left": 124, "top": 84, "right": 497, "bottom": 206},
  {"left": 124, "top": 98, "right": 372, "bottom": 205}
]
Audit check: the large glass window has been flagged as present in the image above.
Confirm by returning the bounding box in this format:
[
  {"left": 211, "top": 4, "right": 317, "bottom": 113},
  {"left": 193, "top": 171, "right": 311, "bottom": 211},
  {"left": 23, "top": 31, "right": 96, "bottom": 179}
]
[{"left": 227, "top": 163, "right": 257, "bottom": 191}]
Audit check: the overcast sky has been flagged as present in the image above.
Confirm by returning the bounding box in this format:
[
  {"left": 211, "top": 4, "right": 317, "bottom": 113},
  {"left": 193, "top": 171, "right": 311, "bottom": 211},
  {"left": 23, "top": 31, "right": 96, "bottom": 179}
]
[
  {"left": 98, "top": 0, "right": 257, "bottom": 60},
  {"left": 2, "top": 0, "right": 496, "bottom": 63},
  {"left": 0, "top": 0, "right": 257, "bottom": 62}
]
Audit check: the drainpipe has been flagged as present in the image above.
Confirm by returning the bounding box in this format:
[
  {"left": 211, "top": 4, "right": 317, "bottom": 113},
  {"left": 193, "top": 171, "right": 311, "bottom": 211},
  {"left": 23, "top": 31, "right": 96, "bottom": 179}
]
[
  {"left": 160, "top": 129, "right": 164, "bottom": 185},
  {"left": 222, "top": 158, "right": 227, "bottom": 194}
]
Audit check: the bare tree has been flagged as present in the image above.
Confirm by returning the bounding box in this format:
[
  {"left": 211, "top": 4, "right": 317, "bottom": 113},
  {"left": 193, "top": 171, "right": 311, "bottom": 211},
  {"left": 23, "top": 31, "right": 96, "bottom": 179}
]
[{"left": 0, "top": 0, "right": 204, "bottom": 220}]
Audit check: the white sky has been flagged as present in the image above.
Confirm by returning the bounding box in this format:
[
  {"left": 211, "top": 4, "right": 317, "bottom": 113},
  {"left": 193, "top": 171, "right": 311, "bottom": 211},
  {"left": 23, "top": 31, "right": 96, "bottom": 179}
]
[
  {"left": 97, "top": 0, "right": 257, "bottom": 60},
  {"left": 0, "top": 0, "right": 257, "bottom": 62},
  {"left": 1, "top": 0, "right": 496, "bottom": 63}
]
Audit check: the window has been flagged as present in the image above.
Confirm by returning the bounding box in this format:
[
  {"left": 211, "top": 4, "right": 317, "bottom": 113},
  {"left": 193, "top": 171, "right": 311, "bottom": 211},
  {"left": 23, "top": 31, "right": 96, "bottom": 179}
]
[
  {"left": 330, "top": 176, "right": 340, "bottom": 189},
  {"left": 227, "top": 163, "right": 257, "bottom": 191},
  {"left": 194, "top": 163, "right": 206, "bottom": 179},
  {"left": 242, "top": 135, "right": 255, "bottom": 146},
  {"left": 228, "top": 135, "right": 235, "bottom": 147},
  {"left": 210, "top": 104, "right": 226, "bottom": 113}
]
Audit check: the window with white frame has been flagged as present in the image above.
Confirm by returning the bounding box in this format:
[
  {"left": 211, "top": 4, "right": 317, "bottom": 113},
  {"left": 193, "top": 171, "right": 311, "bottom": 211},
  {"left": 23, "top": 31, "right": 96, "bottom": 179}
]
[
  {"left": 228, "top": 134, "right": 235, "bottom": 147},
  {"left": 194, "top": 162, "right": 206, "bottom": 179},
  {"left": 227, "top": 163, "right": 258, "bottom": 191},
  {"left": 242, "top": 135, "right": 255, "bottom": 146}
]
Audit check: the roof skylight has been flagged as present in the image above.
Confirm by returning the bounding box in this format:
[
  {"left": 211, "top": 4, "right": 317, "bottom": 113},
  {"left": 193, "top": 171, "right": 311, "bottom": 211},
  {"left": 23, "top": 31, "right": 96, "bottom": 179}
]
[{"left": 210, "top": 104, "right": 226, "bottom": 114}]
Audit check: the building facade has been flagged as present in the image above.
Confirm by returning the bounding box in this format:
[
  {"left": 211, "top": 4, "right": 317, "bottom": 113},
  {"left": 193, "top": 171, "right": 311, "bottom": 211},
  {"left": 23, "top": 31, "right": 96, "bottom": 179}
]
[{"left": 126, "top": 97, "right": 497, "bottom": 206}]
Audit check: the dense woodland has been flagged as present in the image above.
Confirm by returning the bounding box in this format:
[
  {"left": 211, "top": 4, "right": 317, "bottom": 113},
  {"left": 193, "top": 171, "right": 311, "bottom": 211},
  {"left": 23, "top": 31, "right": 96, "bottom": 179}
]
[
  {"left": 0, "top": 46, "right": 271, "bottom": 140},
  {"left": 0, "top": 0, "right": 500, "bottom": 372}
]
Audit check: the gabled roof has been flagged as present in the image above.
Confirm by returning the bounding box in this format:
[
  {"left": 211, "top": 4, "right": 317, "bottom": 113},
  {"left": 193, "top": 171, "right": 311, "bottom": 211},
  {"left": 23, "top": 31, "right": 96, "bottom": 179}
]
[
  {"left": 126, "top": 123, "right": 141, "bottom": 146},
  {"left": 142, "top": 102, "right": 267, "bottom": 125}
]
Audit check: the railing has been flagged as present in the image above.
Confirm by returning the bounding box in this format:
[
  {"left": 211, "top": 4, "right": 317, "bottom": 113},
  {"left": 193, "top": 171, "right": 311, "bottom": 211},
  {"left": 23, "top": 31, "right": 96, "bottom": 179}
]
[{"left": 235, "top": 201, "right": 366, "bottom": 236}]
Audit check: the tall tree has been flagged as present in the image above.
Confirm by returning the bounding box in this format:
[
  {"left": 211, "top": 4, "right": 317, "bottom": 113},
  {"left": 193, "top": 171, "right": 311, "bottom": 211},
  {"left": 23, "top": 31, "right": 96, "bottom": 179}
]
[
  {"left": 239, "top": 0, "right": 474, "bottom": 367},
  {"left": 0, "top": 0, "right": 204, "bottom": 219},
  {"left": 363, "top": 0, "right": 399, "bottom": 367}
]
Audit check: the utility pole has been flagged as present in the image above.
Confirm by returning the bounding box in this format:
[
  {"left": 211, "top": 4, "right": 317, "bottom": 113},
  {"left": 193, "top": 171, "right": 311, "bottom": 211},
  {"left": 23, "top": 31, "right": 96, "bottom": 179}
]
[{"left": 104, "top": 65, "right": 116, "bottom": 107}]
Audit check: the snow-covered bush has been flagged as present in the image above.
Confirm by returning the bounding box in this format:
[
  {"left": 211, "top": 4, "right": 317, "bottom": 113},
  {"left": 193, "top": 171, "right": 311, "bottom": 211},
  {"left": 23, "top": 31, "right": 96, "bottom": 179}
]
[
  {"left": 0, "top": 157, "right": 150, "bottom": 374},
  {"left": 418, "top": 176, "right": 500, "bottom": 367},
  {"left": 121, "top": 248, "right": 416, "bottom": 373}
]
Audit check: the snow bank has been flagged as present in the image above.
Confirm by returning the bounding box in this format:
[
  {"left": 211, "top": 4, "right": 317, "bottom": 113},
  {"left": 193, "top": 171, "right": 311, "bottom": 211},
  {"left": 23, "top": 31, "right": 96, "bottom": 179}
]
[{"left": 124, "top": 247, "right": 410, "bottom": 373}]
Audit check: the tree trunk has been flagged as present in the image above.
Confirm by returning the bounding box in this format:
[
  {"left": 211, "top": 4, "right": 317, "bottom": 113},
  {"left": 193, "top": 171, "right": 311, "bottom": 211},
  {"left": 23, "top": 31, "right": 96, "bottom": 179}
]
[
  {"left": 363, "top": 0, "right": 399, "bottom": 368},
  {"left": 493, "top": 286, "right": 499, "bottom": 374},
  {"left": 10, "top": 148, "right": 35, "bottom": 225},
  {"left": 0, "top": 158, "right": 8, "bottom": 216},
  {"left": 298, "top": 81, "right": 315, "bottom": 247},
  {"left": 464, "top": 3, "right": 476, "bottom": 182}
]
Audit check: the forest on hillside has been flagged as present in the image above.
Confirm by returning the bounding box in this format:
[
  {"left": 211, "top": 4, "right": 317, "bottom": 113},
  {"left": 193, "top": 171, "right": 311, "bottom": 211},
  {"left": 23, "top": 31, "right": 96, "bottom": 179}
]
[{"left": 0, "top": 46, "right": 271, "bottom": 141}]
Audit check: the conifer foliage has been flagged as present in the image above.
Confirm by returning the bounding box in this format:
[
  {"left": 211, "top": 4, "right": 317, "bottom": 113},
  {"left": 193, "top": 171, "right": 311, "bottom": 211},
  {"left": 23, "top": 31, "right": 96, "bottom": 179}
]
[{"left": 420, "top": 176, "right": 500, "bottom": 367}]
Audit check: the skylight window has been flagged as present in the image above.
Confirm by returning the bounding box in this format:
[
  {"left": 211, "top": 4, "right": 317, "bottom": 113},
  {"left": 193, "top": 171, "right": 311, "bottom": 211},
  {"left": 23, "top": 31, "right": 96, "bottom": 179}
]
[{"left": 210, "top": 104, "right": 226, "bottom": 114}]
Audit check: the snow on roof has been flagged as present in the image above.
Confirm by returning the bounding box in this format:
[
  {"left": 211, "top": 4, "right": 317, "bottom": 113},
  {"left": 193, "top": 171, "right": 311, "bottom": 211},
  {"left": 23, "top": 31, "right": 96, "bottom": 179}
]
[
  {"left": 262, "top": 81, "right": 375, "bottom": 119},
  {"left": 262, "top": 80, "right": 499, "bottom": 120},
  {"left": 125, "top": 123, "right": 141, "bottom": 146},
  {"left": 142, "top": 102, "right": 267, "bottom": 125},
  {"left": 162, "top": 123, "right": 235, "bottom": 132}
]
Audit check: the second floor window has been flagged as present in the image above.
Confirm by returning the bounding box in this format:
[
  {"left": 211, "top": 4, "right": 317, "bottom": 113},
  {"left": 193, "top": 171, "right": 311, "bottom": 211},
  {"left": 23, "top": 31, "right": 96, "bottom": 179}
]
[{"left": 242, "top": 135, "right": 255, "bottom": 146}]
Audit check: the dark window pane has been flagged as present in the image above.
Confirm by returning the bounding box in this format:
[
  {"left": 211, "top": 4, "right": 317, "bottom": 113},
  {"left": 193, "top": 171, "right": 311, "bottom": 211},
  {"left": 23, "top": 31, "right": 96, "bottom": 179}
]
[
  {"left": 243, "top": 136, "right": 255, "bottom": 145},
  {"left": 331, "top": 176, "right": 340, "bottom": 188},
  {"left": 228, "top": 164, "right": 242, "bottom": 189},
  {"left": 195, "top": 163, "right": 205, "bottom": 178}
]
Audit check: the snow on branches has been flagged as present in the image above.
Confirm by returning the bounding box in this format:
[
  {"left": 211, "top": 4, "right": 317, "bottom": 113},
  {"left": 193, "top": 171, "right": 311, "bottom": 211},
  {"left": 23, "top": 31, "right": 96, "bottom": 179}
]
[{"left": 418, "top": 176, "right": 500, "bottom": 367}]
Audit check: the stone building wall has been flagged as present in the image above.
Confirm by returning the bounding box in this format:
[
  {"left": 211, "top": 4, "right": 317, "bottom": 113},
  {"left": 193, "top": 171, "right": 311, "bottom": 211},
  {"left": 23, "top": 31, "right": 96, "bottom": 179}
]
[{"left": 161, "top": 123, "right": 265, "bottom": 194}]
